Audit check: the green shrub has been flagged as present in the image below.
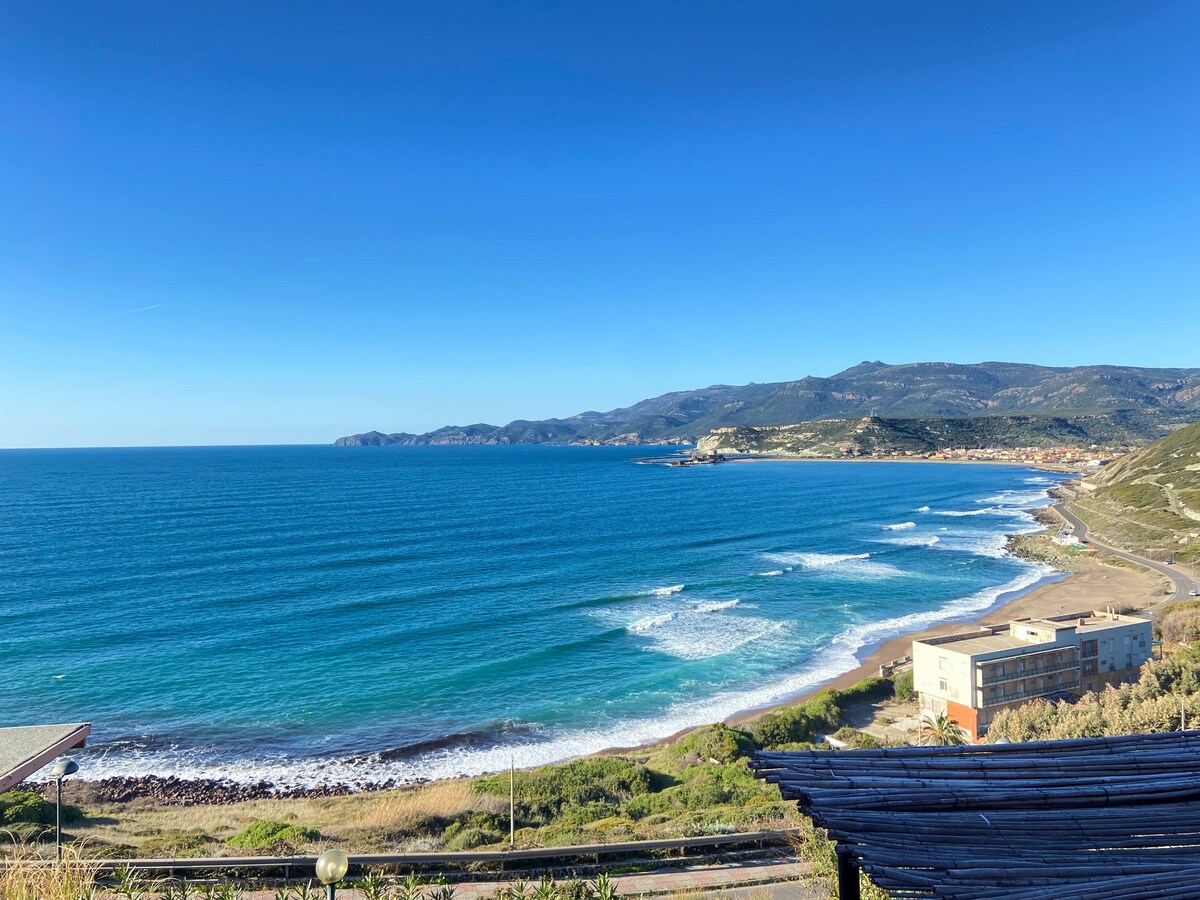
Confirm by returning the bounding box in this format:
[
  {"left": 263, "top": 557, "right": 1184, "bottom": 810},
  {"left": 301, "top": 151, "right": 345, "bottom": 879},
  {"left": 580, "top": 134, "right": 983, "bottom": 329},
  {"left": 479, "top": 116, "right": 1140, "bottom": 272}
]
[
  {"left": 893, "top": 669, "right": 915, "bottom": 701},
  {"left": 0, "top": 790, "right": 56, "bottom": 826},
  {"left": 832, "top": 727, "right": 883, "bottom": 749},
  {"left": 445, "top": 825, "right": 502, "bottom": 850},
  {"left": 475, "top": 757, "right": 652, "bottom": 825},
  {"left": 227, "top": 819, "right": 320, "bottom": 850},
  {"left": 673, "top": 724, "right": 757, "bottom": 763},
  {"left": 751, "top": 708, "right": 813, "bottom": 748}
]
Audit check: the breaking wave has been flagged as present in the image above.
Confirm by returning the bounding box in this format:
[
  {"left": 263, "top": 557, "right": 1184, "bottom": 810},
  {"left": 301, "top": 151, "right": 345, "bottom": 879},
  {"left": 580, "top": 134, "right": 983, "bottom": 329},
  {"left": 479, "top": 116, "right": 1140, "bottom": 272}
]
[
  {"left": 626, "top": 598, "right": 779, "bottom": 661},
  {"left": 882, "top": 522, "right": 916, "bottom": 530},
  {"left": 762, "top": 551, "right": 908, "bottom": 579}
]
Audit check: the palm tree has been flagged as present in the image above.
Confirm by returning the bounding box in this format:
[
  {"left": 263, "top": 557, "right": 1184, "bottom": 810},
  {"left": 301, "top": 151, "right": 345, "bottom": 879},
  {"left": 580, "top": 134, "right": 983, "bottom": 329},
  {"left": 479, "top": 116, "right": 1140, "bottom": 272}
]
[{"left": 920, "top": 711, "right": 968, "bottom": 746}]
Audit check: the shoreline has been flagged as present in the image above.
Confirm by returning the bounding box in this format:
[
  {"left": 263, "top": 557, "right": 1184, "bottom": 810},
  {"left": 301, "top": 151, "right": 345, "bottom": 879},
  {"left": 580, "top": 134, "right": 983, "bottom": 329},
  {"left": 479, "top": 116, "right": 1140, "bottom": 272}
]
[
  {"left": 65, "top": 488, "right": 1167, "bottom": 804},
  {"left": 718, "top": 455, "right": 1085, "bottom": 474}
]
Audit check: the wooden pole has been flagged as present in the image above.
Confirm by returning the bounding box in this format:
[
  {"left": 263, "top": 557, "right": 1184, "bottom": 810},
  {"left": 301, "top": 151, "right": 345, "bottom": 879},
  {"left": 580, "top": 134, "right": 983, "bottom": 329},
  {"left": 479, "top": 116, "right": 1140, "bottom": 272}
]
[
  {"left": 509, "top": 755, "right": 515, "bottom": 847},
  {"left": 837, "top": 845, "right": 860, "bottom": 900}
]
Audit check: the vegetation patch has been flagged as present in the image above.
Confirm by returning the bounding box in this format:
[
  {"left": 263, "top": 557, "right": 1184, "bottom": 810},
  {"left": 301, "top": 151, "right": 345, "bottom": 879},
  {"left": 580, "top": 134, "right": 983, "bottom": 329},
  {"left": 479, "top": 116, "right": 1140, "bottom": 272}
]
[{"left": 226, "top": 819, "right": 321, "bottom": 850}]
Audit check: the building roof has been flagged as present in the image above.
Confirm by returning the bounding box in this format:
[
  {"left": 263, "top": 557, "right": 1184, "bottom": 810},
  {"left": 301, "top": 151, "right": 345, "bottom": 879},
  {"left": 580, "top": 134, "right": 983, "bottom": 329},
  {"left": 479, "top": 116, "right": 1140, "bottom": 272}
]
[
  {"left": 0, "top": 723, "right": 90, "bottom": 792},
  {"left": 752, "top": 730, "right": 1200, "bottom": 900},
  {"left": 914, "top": 610, "right": 1149, "bottom": 658}
]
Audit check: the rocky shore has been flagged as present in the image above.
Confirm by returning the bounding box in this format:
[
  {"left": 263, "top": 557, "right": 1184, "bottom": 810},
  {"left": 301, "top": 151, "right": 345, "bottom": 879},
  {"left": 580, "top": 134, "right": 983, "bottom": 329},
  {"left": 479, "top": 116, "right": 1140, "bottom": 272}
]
[{"left": 65, "top": 775, "right": 386, "bottom": 806}]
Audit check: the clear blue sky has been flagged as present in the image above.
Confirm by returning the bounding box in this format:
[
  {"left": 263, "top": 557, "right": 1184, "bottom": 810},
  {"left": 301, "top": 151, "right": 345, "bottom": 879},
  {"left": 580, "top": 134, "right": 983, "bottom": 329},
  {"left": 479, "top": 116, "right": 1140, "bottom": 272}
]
[{"left": 1, "top": 2, "right": 1196, "bottom": 447}]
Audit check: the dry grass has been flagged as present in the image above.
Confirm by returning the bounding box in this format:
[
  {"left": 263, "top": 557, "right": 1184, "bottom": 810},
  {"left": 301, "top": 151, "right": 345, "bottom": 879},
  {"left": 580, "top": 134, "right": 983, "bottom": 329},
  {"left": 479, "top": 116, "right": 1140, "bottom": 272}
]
[
  {"left": 71, "top": 779, "right": 508, "bottom": 853},
  {"left": 356, "top": 779, "right": 505, "bottom": 831},
  {"left": 0, "top": 844, "right": 101, "bottom": 900}
]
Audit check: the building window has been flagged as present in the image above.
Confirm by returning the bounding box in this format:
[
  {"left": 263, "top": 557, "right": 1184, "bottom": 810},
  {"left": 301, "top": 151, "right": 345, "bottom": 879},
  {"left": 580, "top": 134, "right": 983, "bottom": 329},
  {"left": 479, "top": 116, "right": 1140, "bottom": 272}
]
[{"left": 938, "top": 678, "right": 948, "bottom": 692}]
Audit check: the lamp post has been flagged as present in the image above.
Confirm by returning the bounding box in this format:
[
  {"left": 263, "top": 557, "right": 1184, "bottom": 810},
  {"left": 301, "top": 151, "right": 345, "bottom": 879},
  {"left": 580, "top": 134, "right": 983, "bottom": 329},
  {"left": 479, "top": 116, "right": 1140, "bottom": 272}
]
[
  {"left": 315, "top": 848, "right": 349, "bottom": 900},
  {"left": 50, "top": 758, "right": 79, "bottom": 860}
]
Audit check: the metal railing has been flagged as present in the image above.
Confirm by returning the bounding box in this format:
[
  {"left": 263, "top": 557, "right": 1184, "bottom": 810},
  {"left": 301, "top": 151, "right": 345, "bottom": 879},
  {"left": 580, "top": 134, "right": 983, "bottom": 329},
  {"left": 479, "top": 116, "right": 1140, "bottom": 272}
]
[
  {"left": 983, "top": 680, "right": 1081, "bottom": 707},
  {"left": 6, "top": 830, "right": 795, "bottom": 879},
  {"left": 981, "top": 660, "right": 1079, "bottom": 685}
]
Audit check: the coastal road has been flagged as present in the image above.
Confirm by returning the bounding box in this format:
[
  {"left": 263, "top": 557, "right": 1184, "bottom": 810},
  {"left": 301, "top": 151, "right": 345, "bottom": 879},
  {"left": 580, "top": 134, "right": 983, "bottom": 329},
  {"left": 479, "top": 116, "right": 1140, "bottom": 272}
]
[{"left": 1053, "top": 503, "right": 1198, "bottom": 608}]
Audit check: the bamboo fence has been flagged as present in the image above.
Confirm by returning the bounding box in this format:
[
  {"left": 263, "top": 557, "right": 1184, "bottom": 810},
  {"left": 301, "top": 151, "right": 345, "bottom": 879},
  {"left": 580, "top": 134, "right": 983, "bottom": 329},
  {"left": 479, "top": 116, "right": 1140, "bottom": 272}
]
[{"left": 752, "top": 729, "right": 1200, "bottom": 899}]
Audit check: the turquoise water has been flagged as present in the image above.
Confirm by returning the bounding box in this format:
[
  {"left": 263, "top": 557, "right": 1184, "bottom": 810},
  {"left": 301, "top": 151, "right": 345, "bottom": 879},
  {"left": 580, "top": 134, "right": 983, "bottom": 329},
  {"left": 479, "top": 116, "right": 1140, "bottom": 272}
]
[{"left": 1, "top": 446, "right": 1060, "bottom": 787}]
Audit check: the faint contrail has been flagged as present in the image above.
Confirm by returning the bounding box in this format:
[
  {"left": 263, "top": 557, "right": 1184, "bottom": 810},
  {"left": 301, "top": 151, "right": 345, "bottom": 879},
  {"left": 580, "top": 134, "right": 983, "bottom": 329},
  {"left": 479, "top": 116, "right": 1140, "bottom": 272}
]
[{"left": 116, "top": 304, "right": 162, "bottom": 315}]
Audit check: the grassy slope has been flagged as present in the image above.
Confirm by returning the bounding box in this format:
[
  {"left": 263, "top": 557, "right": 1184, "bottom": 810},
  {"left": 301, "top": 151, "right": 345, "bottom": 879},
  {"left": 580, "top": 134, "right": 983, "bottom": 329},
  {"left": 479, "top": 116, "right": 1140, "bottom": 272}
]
[
  {"left": 698, "top": 413, "right": 1152, "bottom": 456},
  {"left": 1070, "top": 419, "right": 1200, "bottom": 564}
]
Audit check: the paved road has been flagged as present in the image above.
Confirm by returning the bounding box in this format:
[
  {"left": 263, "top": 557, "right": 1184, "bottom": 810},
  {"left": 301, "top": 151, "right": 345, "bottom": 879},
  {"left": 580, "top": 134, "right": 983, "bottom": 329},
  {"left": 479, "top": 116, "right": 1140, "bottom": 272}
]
[{"left": 1053, "top": 503, "right": 1199, "bottom": 608}]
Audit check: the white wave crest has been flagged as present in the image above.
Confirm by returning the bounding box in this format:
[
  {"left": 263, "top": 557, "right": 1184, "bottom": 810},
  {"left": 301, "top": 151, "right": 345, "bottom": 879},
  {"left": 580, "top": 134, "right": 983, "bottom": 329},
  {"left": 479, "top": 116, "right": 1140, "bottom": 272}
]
[
  {"left": 757, "top": 569, "right": 785, "bottom": 577},
  {"left": 914, "top": 506, "right": 931, "bottom": 512},
  {"left": 977, "top": 489, "right": 1052, "bottom": 507},
  {"left": 882, "top": 522, "right": 916, "bottom": 530},
  {"left": 626, "top": 598, "right": 778, "bottom": 660},
  {"left": 763, "top": 551, "right": 907, "bottom": 580},
  {"left": 651, "top": 584, "right": 684, "bottom": 597},
  {"left": 880, "top": 533, "right": 941, "bottom": 547}
]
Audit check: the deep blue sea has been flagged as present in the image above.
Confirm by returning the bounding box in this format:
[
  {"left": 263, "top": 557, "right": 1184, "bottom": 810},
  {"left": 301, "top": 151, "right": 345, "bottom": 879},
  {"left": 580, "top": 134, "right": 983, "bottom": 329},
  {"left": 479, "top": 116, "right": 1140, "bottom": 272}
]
[{"left": 1, "top": 446, "right": 1062, "bottom": 787}]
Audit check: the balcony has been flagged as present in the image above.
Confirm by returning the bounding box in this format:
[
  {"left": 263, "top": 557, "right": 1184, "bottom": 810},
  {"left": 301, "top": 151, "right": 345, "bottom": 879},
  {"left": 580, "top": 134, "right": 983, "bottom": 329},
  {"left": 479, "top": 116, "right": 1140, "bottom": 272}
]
[
  {"left": 981, "top": 660, "right": 1079, "bottom": 685},
  {"left": 982, "top": 680, "right": 1081, "bottom": 707}
]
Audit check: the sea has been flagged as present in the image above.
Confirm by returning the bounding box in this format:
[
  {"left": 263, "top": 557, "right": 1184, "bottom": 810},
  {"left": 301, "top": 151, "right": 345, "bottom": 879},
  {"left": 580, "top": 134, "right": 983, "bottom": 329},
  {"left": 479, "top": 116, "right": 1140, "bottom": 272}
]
[{"left": 1, "top": 445, "right": 1065, "bottom": 788}]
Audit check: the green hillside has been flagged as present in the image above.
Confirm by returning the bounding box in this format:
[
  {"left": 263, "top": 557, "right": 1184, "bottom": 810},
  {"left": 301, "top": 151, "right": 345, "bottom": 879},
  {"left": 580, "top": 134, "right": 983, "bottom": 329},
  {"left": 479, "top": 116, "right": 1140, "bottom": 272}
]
[
  {"left": 1069, "top": 419, "right": 1200, "bottom": 564},
  {"left": 694, "top": 413, "right": 1149, "bottom": 457}
]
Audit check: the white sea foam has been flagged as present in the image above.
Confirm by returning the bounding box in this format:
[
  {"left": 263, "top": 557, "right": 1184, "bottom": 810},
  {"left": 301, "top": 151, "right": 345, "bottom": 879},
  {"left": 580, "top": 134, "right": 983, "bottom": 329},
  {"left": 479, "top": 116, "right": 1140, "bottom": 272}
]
[
  {"left": 626, "top": 598, "right": 778, "bottom": 660},
  {"left": 914, "top": 506, "right": 931, "bottom": 512},
  {"left": 74, "top": 563, "right": 1056, "bottom": 790},
  {"left": 650, "top": 584, "right": 684, "bottom": 597},
  {"left": 977, "top": 489, "right": 1053, "bottom": 507},
  {"left": 882, "top": 522, "right": 916, "bottom": 530},
  {"left": 757, "top": 569, "right": 785, "bottom": 577},
  {"left": 1024, "top": 476, "right": 1054, "bottom": 485},
  {"left": 763, "top": 551, "right": 907, "bottom": 579},
  {"left": 880, "top": 533, "right": 941, "bottom": 547}
]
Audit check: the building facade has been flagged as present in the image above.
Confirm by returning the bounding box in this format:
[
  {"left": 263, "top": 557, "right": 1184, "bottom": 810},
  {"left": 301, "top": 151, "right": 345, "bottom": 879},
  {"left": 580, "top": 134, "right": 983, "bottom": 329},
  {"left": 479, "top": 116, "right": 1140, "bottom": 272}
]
[{"left": 912, "top": 609, "right": 1152, "bottom": 740}]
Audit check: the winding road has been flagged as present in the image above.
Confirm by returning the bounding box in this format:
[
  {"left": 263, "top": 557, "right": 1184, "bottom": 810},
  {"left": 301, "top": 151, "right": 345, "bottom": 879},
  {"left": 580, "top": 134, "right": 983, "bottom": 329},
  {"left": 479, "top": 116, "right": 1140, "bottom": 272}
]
[{"left": 1053, "top": 502, "right": 1198, "bottom": 608}]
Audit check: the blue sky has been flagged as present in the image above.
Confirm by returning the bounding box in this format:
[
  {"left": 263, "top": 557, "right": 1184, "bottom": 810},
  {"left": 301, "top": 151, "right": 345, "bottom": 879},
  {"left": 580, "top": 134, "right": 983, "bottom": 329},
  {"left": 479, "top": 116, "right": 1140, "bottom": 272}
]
[{"left": 1, "top": 2, "right": 1197, "bottom": 447}]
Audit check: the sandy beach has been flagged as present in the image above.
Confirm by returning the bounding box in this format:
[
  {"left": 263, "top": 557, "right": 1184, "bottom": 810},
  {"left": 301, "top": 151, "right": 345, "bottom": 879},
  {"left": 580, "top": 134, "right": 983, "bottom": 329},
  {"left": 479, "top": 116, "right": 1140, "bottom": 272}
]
[{"left": 726, "top": 552, "right": 1171, "bottom": 727}]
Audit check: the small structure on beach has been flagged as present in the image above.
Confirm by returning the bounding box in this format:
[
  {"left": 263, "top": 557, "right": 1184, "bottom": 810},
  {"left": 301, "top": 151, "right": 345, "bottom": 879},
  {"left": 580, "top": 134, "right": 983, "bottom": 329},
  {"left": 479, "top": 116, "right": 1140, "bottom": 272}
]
[
  {"left": 0, "top": 722, "right": 90, "bottom": 791},
  {"left": 911, "top": 609, "right": 1150, "bottom": 740},
  {"left": 752, "top": 729, "right": 1200, "bottom": 899}
]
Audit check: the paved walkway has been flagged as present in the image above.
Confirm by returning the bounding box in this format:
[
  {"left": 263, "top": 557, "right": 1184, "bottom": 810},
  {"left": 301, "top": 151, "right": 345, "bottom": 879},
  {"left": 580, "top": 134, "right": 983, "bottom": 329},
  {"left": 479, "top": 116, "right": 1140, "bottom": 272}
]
[
  {"left": 451, "top": 858, "right": 814, "bottom": 898},
  {"left": 238, "top": 857, "right": 816, "bottom": 899}
]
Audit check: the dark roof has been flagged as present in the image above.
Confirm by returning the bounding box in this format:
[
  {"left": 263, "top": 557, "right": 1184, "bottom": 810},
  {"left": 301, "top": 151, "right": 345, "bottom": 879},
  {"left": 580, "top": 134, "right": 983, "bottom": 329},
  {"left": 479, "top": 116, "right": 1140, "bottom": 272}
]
[
  {"left": 0, "top": 723, "right": 90, "bottom": 792},
  {"left": 752, "top": 730, "right": 1200, "bottom": 899}
]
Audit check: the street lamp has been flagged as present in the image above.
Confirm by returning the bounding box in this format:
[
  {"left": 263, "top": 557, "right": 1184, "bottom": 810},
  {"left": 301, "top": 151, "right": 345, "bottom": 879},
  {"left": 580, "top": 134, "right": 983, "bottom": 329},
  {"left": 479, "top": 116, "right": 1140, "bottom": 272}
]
[
  {"left": 315, "top": 848, "right": 349, "bottom": 900},
  {"left": 50, "top": 758, "right": 79, "bottom": 860}
]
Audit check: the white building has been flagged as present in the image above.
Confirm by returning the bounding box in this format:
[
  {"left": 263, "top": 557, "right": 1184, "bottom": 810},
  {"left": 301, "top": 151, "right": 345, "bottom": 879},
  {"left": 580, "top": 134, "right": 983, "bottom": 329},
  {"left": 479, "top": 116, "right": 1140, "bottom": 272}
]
[{"left": 912, "top": 609, "right": 1152, "bottom": 740}]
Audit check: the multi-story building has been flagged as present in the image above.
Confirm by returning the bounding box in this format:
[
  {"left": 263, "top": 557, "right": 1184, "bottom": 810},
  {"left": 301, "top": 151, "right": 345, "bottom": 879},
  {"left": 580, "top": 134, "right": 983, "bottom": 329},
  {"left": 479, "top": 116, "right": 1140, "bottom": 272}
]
[{"left": 912, "top": 609, "right": 1152, "bottom": 740}]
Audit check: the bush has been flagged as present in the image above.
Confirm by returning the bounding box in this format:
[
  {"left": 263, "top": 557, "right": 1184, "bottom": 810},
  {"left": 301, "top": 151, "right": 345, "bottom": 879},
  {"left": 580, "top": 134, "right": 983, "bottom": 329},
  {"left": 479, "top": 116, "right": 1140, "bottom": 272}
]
[
  {"left": 227, "top": 820, "right": 321, "bottom": 850},
  {"left": 0, "top": 790, "right": 56, "bottom": 826},
  {"left": 893, "top": 669, "right": 915, "bottom": 702},
  {"left": 832, "top": 727, "right": 882, "bottom": 750},
  {"left": 475, "top": 757, "right": 652, "bottom": 825},
  {"left": 445, "top": 825, "right": 502, "bottom": 850},
  {"left": 1161, "top": 608, "right": 1200, "bottom": 644},
  {"left": 673, "top": 724, "right": 757, "bottom": 763}
]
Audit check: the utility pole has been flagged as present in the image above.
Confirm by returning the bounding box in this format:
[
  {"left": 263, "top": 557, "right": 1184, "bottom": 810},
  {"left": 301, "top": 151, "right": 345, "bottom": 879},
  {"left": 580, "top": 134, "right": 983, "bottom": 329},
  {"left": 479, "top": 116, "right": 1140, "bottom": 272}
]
[{"left": 509, "top": 755, "right": 516, "bottom": 847}]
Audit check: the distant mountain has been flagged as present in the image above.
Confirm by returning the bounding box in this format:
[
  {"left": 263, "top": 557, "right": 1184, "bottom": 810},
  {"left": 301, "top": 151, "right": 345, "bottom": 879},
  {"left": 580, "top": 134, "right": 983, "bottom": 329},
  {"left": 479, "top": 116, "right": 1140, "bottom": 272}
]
[
  {"left": 694, "top": 413, "right": 1155, "bottom": 457},
  {"left": 1071, "top": 418, "right": 1200, "bottom": 562},
  {"left": 334, "top": 361, "right": 1200, "bottom": 446}
]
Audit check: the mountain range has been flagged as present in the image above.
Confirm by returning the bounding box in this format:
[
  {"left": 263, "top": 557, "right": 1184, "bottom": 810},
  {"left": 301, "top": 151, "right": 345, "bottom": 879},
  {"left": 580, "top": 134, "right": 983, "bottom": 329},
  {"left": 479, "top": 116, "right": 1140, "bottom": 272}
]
[{"left": 335, "top": 361, "right": 1200, "bottom": 446}]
